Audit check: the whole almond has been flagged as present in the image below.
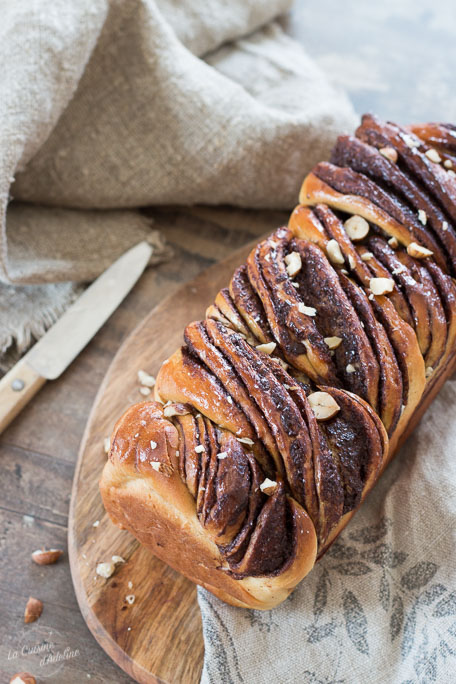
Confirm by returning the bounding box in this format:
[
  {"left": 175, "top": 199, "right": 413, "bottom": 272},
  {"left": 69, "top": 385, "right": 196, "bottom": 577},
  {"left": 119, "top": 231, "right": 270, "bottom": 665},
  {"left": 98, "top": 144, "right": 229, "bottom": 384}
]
[
  {"left": 10, "top": 673, "right": 36, "bottom": 684},
  {"left": 31, "top": 549, "right": 63, "bottom": 566},
  {"left": 24, "top": 597, "right": 43, "bottom": 624}
]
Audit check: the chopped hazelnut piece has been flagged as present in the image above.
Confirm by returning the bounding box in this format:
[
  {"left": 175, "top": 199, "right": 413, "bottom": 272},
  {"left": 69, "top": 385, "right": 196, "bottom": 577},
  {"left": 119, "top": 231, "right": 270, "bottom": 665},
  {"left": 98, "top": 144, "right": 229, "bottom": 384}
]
[
  {"left": 103, "top": 437, "right": 110, "bottom": 454},
  {"left": 194, "top": 445, "right": 205, "bottom": 454},
  {"left": 324, "top": 336, "right": 342, "bottom": 350},
  {"left": 308, "top": 391, "right": 340, "bottom": 420},
  {"left": 259, "top": 478, "right": 278, "bottom": 495},
  {"left": 348, "top": 255, "right": 356, "bottom": 270},
  {"left": 126, "top": 594, "right": 135, "bottom": 605},
  {"left": 297, "top": 302, "right": 317, "bottom": 316},
  {"left": 255, "top": 341, "right": 277, "bottom": 355},
  {"left": 346, "top": 364, "right": 356, "bottom": 374},
  {"left": 379, "top": 146, "right": 398, "bottom": 163},
  {"left": 137, "top": 370, "right": 156, "bottom": 387},
  {"left": 403, "top": 133, "right": 419, "bottom": 149},
  {"left": 217, "top": 452, "right": 228, "bottom": 460},
  {"left": 284, "top": 251, "right": 302, "bottom": 277},
  {"left": 361, "top": 252, "right": 373, "bottom": 261},
  {"left": 24, "top": 597, "right": 43, "bottom": 624},
  {"left": 326, "top": 239, "right": 345, "bottom": 265},
  {"left": 442, "top": 221, "right": 449, "bottom": 231},
  {"left": 444, "top": 159, "right": 453, "bottom": 169},
  {"left": 96, "top": 561, "right": 116, "bottom": 578},
  {"left": 237, "top": 437, "right": 254, "bottom": 446},
  {"left": 163, "top": 404, "right": 190, "bottom": 417},
  {"left": 388, "top": 237, "right": 399, "bottom": 248},
  {"left": 448, "top": 169, "right": 456, "bottom": 178},
  {"left": 112, "top": 555, "right": 125, "bottom": 564},
  {"left": 369, "top": 277, "right": 395, "bottom": 295},
  {"left": 31, "top": 549, "right": 63, "bottom": 565},
  {"left": 139, "top": 386, "right": 151, "bottom": 396},
  {"left": 344, "top": 215, "right": 369, "bottom": 240},
  {"left": 418, "top": 209, "right": 427, "bottom": 225},
  {"left": 150, "top": 440, "right": 157, "bottom": 449},
  {"left": 407, "top": 242, "right": 433, "bottom": 259},
  {"left": 425, "top": 366, "right": 433, "bottom": 378},
  {"left": 425, "top": 148, "right": 442, "bottom": 163}
]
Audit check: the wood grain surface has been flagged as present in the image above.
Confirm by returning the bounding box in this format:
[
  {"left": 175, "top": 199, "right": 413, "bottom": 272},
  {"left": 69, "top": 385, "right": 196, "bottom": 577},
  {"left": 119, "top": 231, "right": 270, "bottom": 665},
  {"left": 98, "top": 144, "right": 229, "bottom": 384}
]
[
  {"left": 69, "top": 243, "right": 255, "bottom": 684},
  {"left": 2, "top": 1, "right": 455, "bottom": 681},
  {"left": 0, "top": 207, "right": 281, "bottom": 684}
]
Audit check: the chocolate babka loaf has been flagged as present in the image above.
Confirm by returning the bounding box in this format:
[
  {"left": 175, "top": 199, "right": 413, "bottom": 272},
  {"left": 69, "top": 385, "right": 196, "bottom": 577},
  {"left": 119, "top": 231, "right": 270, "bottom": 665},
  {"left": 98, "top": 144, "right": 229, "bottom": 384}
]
[{"left": 100, "top": 115, "right": 456, "bottom": 609}]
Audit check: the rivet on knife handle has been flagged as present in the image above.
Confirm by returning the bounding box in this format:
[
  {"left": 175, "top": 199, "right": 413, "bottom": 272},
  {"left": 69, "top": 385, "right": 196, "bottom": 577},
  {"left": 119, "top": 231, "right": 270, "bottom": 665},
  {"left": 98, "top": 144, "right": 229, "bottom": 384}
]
[{"left": 0, "top": 357, "right": 46, "bottom": 434}]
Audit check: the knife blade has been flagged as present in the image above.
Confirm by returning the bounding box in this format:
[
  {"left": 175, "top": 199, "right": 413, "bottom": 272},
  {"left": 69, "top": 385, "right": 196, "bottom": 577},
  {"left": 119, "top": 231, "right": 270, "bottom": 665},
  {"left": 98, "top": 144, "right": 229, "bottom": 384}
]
[{"left": 0, "top": 241, "right": 152, "bottom": 433}]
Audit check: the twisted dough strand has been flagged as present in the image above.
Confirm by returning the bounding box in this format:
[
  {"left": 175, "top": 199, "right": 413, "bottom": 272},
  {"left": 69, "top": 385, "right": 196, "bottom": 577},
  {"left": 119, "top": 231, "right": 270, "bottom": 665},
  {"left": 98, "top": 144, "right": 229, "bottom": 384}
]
[{"left": 101, "top": 115, "right": 456, "bottom": 607}]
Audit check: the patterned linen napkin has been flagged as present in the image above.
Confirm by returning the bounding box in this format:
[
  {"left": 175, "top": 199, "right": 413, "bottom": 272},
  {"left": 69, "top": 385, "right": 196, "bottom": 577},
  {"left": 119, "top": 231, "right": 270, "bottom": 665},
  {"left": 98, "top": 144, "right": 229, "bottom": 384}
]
[{"left": 198, "top": 374, "right": 456, "bottom": 683}]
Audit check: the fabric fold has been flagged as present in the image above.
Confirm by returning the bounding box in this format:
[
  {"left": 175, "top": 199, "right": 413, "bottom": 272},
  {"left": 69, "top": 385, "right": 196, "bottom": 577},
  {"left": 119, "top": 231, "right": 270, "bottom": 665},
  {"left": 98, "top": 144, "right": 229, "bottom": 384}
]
[{"left": 0, "top": 0, "right": 355, "bottom": 369}]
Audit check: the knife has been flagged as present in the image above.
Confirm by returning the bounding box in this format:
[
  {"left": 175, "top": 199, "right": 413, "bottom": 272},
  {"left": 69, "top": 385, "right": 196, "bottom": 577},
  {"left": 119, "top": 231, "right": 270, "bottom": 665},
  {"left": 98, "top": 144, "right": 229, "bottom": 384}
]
[{"left": 0, "top": 241, "right": 152, "bottom": 433}]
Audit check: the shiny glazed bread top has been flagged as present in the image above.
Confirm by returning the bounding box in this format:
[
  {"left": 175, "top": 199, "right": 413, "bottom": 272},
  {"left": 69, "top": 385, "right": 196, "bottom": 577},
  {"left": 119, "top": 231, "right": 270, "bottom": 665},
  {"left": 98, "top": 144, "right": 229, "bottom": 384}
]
[{"left": 103, "top": 115, "right": 456, "bottom": 593}]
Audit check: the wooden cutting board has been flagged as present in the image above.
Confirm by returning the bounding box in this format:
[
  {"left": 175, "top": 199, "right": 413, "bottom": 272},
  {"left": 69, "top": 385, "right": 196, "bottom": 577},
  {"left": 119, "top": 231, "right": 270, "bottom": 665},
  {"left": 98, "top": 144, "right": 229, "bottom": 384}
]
[{"left": 68, "top": 243, "right": 254, "bottom": 684}]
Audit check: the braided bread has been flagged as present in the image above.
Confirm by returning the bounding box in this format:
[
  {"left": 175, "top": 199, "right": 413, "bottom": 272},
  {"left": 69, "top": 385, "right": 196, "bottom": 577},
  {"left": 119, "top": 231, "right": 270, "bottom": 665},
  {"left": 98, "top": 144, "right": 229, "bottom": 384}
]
[{"left": 100, "top": 115, "right": 456, "bottom": 609}]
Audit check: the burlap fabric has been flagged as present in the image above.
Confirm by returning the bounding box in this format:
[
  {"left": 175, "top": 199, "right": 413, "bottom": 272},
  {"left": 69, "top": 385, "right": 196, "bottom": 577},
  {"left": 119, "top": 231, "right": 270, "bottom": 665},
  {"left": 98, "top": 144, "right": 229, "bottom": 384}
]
[
  {"left": 0, "top": 0, "right": 355, "bottom": 371},
  {"left": 4, "top": 3, "right": 456, "bottom": 682}
]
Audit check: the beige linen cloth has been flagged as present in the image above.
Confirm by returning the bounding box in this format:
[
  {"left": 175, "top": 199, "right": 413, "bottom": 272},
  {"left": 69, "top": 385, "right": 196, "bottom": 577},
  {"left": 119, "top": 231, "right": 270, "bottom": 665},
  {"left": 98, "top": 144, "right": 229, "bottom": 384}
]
[
  {"left": 3, "top": 2, "right": 456, "bottom": 682},
  {"left": 0, "top": 0, "right": 355, "bottom": 372},
  {"left": 199, "top": 375, "right": 456, "bottom": 683}
]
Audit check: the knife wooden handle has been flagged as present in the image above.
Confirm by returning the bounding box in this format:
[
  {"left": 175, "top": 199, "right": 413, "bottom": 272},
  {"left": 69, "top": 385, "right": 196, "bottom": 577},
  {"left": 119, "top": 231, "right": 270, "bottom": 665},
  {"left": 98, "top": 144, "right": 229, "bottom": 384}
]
[{"left": 0, "top": 358, "right": 46, "bottom": 434}]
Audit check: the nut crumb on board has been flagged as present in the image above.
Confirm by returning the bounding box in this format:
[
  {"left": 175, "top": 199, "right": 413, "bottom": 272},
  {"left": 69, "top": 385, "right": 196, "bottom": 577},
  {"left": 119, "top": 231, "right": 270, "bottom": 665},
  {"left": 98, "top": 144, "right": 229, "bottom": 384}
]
[
  {"left": 10, "top": 674, "right": 36, "bottom": 684},
  {"left": 96, "top": 562, "right": 116, "bottom": 579},
  {"left": 31, "top": 549, "right": 63, "bottom": 565},
  {"left": 137, "top": 369, "right": 156, "bottom": 387},
  {"left": 24, "top": 597, "right": 43, "bottom": 624}
]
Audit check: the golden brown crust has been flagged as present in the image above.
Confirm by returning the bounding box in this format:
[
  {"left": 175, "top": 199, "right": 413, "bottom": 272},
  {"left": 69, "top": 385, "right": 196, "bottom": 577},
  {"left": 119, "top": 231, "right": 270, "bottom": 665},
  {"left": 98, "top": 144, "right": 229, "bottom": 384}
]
[
  {"left": 100, "top": 114, "right": 456, "bottom": 609},
  {"left": 100, "top": 402, "right": 318, "bottom": 609}
]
